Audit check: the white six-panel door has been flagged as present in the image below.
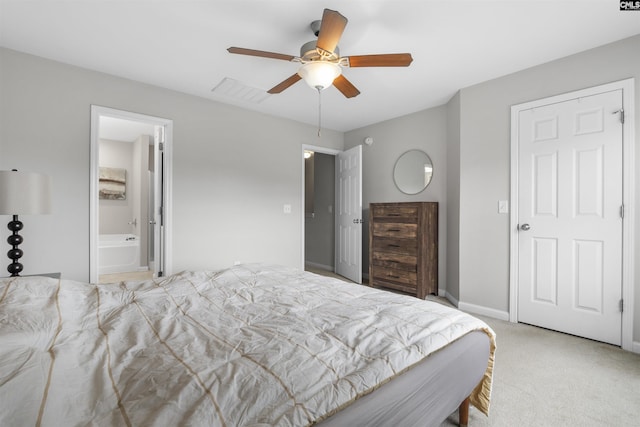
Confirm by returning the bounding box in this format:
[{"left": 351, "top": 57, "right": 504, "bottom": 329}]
[
  {"left": 335, "top": 145, "right": 362, "bottom": 283},
  {"left": 517, "top": 89, "right": 623, "bottom": 345}
]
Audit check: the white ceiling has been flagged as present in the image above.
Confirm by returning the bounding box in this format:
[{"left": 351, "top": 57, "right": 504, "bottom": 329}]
[{"left": 1, "top": 1, "right": 639, "bottom": 132}]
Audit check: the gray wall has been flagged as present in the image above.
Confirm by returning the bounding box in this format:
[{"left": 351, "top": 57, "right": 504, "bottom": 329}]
[
  {"left": 2, "top": 34, "right": 639, "bottom": 344},
  {"left": 456, "top": 35, "right": 640, "bottom": 344},
  {"left": 344, "top": 106, "right": 448, "bottom": 292},
  {"left": 345, "top": 35, "right": 640, "bottom": 345},
  {"left": 0, "top": 47, "right": 343, "bottom": 280}
]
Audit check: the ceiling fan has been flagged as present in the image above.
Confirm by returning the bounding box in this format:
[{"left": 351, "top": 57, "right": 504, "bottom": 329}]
[{"left": 227, "top": 8, "right": 413, "bottom": 98}]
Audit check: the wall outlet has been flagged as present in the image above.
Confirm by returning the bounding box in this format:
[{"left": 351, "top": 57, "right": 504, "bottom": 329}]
[
  {"left": 498, "top": 200, "right": 509, "bottom": 214},
  {"left": 283, "top": 204, "right": 292, "bottom": 214}
]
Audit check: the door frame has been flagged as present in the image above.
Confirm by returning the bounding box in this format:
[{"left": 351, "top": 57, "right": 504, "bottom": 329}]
[
  {"left": 508, "top": 79, "right": 635, "bottom": 351},
  {"left": 300, "top": 144, "right": 341, "bottom": 272},
  {"left": 89, "top": 105, "right": 174, "bottom": 283}
]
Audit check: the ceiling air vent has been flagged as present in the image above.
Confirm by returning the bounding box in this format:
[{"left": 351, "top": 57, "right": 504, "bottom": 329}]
[{"left": 211, "top": 77, "right": 270, "bottom": 104}]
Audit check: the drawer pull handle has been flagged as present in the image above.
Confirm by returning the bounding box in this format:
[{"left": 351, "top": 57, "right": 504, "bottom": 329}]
[
  {"left": 387, "top": 275, "right": 400, "bottom": 279},
  {"left": 387, "top": 244, "right": 400, "bottom": 248},
  {"left": 388, "top": 229, "right": 401, "bottom": 232}
]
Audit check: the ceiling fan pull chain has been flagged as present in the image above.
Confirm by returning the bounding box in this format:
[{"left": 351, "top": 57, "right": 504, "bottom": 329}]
[{"left": 317, "top": 87, "right": 322, "bottom": 137}]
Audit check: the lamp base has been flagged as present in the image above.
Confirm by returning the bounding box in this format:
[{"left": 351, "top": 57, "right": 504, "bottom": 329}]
[{"left": 7, "top": 215, "right": 24, "bottom": 277}]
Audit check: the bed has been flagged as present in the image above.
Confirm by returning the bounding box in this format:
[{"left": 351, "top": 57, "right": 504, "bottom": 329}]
[{"left": 0, "top": 263, "right": 495, "bottom": 426}]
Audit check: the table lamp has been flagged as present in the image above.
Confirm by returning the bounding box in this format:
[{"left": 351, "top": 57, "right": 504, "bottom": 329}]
[{"left": 0, "top": 169, "right": 52, "bottom": 276}]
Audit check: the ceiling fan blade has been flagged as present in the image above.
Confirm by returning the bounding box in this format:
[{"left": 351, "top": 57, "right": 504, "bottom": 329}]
[
  {"left": 347, "top": 53, "right": 414, "bottom": 67},
  {"left": 333, "top": 74, "right": 360, "bottom": 98},
  {"left": 316, "top": 9, "right": 348, "bottom": 55},
  {"left": 267, "top": 74, "right": 302, "bottom": 94},
  {"left": 227, "top": 47, "right": 296, "bottom": 62}
]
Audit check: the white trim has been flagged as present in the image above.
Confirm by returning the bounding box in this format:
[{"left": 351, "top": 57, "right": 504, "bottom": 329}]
[
  {"left": 444, "top": 291, "right": 459, "bottom": 308},
  {"left": 509, "top": 101, "right": 520, "bottom": 324},
  {"left": 89, "top": 109, "right": 100, "bottom": 282},
  {"left": 458, "top": 301, "right": 510, "bottom": 321},
  {"left": 300, "top": 144, "right": 341, "bottom": 271},
  {"left": 162, "top": 121, "right": 174, "bottom": 279},
  {"left": 89, "top": 106, "right": 173, "bottom": 283},
  {"left": 509, "top": 78, "right": 635, "bottom": 351},
  {"left": 632, "top": 341, "right": 640, "bottom": 355},
  {"left": 620, "top": 80, "right": 636, "bottom": 352}
]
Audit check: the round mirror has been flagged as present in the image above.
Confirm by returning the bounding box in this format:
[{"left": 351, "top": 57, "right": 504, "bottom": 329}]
[{"left": 393, "top": 149, "right": 433, "bottom": 194}]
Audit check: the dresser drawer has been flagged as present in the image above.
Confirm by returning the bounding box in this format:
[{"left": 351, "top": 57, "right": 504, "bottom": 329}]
[
  {"left": 371, "top": 266, "right": 417, "bottom": 288},
  {"left": 372, "top": 237, "right": 417, "bottom": 256},
  {"left": 371, "top": 251, "right": 417, "bottom": 271},
  {"left": 372, "top": 222, "right": 417, "bottom": 238},
  {"left": 371, "top": 204, "right": 419, "bottom": 220}
]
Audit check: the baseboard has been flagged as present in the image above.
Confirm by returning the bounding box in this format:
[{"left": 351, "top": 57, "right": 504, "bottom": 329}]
[
  {"left": 442, "top": 291, "right": 459, "bottom": 308},
  {"left": 454, "top": 301, "right": 640, "bottom": 353},
  {"left": 458, "top": 301, "right": 510, "bottom": 321}
]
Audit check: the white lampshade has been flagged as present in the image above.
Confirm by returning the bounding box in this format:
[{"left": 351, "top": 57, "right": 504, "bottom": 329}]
[
  {"left": 298, "top": 61, "right": 341, "bottom": 90},
  {"left": 0, "top": 170, "right": 52, "bottom": 215}
]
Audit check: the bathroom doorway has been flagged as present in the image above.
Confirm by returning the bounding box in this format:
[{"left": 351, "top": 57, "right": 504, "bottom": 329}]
[{"left": 89, "top": 106, "right": 173, "bottom": 283}]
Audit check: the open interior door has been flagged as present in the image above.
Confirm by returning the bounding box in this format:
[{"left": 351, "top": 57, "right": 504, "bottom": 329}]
[{"left": 335, "top": 145, "right": 362, "bottom": 283}]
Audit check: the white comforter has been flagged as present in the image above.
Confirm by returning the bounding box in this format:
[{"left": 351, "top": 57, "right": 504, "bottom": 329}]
[{"left": 0, "top": 264, "right": 494, "bottom": 426}]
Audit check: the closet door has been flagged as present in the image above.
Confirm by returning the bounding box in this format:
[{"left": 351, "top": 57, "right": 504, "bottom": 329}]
[{"left": 516, "top": 89, "right": 623, "bottom": 345}]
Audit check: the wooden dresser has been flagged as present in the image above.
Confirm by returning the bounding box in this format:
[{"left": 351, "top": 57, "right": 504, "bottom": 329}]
[{"left": 369, "top": 202, "right": 438, "bottom": 298}]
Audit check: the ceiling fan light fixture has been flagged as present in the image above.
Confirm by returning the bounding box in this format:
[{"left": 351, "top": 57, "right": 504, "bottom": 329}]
[{"left": 298, "top": 61, "right": 341, "bottom": 91}]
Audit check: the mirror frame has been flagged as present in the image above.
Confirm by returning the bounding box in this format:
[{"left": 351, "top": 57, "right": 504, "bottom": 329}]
[{"left": 393, "top": 149, "right": 433, "bottom": 195}]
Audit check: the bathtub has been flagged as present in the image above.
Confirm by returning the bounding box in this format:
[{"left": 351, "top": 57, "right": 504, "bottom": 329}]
[{"left": 98, "top": 234, "right": 141, "bottom": 275}]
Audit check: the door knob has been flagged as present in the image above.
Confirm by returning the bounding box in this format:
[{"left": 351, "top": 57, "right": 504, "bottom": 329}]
[{"left": 520, "top": 223, "right": 531, "bottom": 231}]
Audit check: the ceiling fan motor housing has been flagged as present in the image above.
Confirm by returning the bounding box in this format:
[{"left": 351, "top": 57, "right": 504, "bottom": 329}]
[{"left": 300, "top": 40, "right": 339, "bottom": 62}]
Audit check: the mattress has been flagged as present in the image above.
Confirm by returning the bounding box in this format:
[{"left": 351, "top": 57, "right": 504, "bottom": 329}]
[
  {"left": 319, "top": 330, "right": 490, "bottom": 426},
  {"left": 0, "top": 264, "right": 495, "bottom": 426}
]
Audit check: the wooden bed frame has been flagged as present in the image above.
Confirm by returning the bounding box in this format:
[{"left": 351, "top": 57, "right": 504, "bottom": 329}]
[{"left": 459, "top": 397, "right": 471, "bottom": 426}]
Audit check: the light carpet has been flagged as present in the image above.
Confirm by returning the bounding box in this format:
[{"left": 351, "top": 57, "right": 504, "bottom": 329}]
[{"left": 440, "top": 314, "right": 640, "bottom": 426}]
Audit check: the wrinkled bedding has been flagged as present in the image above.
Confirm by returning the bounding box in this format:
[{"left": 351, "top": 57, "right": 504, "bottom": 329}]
[{"left": 0, "top": 264, "right": 495, "bottom": 426}]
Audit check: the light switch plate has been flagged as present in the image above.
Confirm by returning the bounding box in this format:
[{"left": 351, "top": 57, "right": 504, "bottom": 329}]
[{"left": 498, "top": 200, "right": 509, "bottom": 214}]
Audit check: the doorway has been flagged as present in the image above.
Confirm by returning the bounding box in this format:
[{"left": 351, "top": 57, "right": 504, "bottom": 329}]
[
  {"left": 302, "top": 145, "right": 363, "bottom": 284},
  {"left": 304, "top": 150, "right": 336, "bottom": 273},
  {"left": 509, "top": 79, "right": 635, "bottom": 350},
  {"left": 89, "top": 106, "right": 173, "bottom": 283}
]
